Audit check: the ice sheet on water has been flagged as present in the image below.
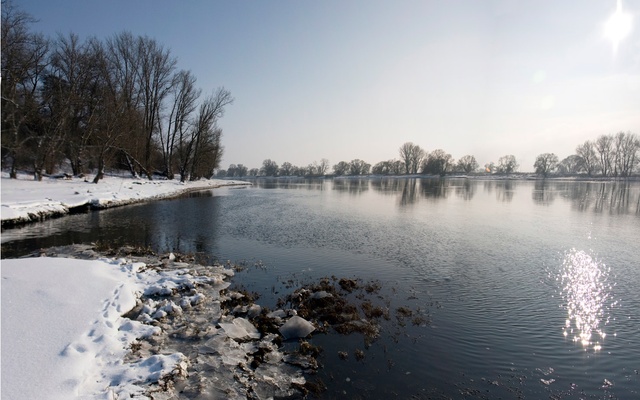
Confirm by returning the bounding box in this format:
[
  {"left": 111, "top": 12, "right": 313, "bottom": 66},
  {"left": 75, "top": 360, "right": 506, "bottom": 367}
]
[
  {"left": 252, "top": 363, "right": 307, "bottom": 400},
  {"left": 219, "top": 317, "right": 261, "bottom": 340}
]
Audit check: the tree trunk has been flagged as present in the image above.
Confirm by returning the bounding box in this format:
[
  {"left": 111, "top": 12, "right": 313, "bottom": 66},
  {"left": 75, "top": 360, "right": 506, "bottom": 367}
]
[
  {"left": 122, "top": 152, "right": 138, "bottom": 178},
  {"left": 93, "top": 156, "right": 105, "bottom": 183},
  {"left": 9, "top": 154, "right": 18, "bottom": 179}
]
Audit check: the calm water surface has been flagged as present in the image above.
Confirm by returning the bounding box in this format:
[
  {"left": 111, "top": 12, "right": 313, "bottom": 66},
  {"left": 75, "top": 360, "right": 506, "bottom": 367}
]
[{"left": 3, "top": 178, "right": 639, "bottom": 398}]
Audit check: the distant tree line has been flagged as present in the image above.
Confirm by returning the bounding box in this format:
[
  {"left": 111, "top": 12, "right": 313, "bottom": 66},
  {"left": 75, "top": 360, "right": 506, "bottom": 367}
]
[
  {"left": 219, "top": 143, "right": 516, "bottom": 178},
  {"left": 223, "top": 133, "right": 639, "bottom": 179},
  {"left": 218, "top": 158, "right": 331, "bottom": 178},
  {"left": 1, "top": 3, "right": 232, "bottom": 183},
  {"left": 534, "top": 132, "right": 640, "bottom": 178}
]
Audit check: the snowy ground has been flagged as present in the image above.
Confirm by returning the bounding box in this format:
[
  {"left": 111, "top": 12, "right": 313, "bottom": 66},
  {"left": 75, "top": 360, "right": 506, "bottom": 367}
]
[
  {"left": 1, "top": 246, "right": 319, "bottom": 399},
  {"left": 1, "top": 255, "right": 186, "bottom": 399},
  {"left": 0, "top": 172, "right": 249, "bottom": 225}
]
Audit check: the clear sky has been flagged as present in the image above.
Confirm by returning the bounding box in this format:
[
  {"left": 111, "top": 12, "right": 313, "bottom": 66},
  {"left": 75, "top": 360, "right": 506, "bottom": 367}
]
[{"left": 14, "top": 0, "right": 640, "bottom": 172}]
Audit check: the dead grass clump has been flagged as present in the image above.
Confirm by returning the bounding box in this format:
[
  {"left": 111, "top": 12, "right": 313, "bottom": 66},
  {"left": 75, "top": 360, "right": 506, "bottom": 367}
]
[
  {"left": 361, "top": 301, "right": 389, "bottom": 320},
  {"left": 338, "top": 278, "right": 359, "bottom": 292},
  {"left": 396, "top": 306, "right": 413, "bottom": 318}
]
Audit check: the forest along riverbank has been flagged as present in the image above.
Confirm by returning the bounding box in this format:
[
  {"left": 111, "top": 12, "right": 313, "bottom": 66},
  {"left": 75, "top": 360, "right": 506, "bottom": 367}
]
[
  {"left": 3, "top": 244, "right": 428, "bottom": 399},
  {"left": 0, "top": 173, "right": 250, "bottom": 227}
]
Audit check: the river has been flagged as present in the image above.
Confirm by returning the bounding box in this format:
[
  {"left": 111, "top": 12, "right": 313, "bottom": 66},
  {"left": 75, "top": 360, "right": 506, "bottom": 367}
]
[{"left": 2, "top": 177, "right": 639, "bottom": 399}]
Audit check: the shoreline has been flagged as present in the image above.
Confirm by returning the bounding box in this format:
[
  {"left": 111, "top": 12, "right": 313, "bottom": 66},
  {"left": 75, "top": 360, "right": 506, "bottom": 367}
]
[
  {"left": 1, "top": 244, "right": 323, "bottom": 399},
  {"left": 2, "top": 244, "right": 399, "bottom": 399},
  {"left": 0, "top": 173, "right": 251, "bottom": 228},
  {"left": 235, "top": 173, "right": 640, "bottom": 182}
]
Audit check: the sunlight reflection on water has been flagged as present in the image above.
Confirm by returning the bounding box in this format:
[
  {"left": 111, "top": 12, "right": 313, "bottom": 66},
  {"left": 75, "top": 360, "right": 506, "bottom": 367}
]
[{"left": 559, "top": 249, "right": 615, "bottom": 351}]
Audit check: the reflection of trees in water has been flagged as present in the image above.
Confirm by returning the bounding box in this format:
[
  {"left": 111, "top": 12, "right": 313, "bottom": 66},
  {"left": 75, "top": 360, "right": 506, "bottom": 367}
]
[
  {"left": 391, "top": 178, "right": 449, "bottom": 206},
  {"left": 369, "top": 177, "right": 423, "bottom": 206},
  {"left": 399, "top": 178, "right": 419, "bottom": 206},
  {"left": 483, "top": 180, "right": 516, "bottom": 202},
  {"left": 592, "top": 182, "right": 633, "bottom": 214},
  {"left": 370, "top": 177, "right": 408, "bottom": 194},
  {"left": 454, "top": 179, "right": 476, "bottom": 201},
  {"left": 370, "top": 177, "right": 475, "bottom": 205},
  {"left": 332, "top": 178, "right": 370, "bottom": 194},
  {"left": 249, "top": 177, "right": 325, "bottom": 191},
  {"left": 532, "top": 180, "right": 556, "bottom": 206},
  {"left": 369, "top": 178, "right": 449, "bottom": 206},
  {"left": 546, "top": 181, "right": 638, "bottom": 214},
  {"left": 419, "top": 178, "right": 449, "bottom": 200}
]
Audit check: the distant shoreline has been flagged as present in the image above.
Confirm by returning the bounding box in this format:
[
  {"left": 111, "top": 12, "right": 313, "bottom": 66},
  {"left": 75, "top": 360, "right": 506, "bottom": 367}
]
[{"left": 234, "top": 174, "right": 640, "bottom": 182}]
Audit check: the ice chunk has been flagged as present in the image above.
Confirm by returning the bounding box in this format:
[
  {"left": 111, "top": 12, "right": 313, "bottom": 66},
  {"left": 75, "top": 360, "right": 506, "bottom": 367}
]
[
  {"left": 219, "top": 317, "right": 260, "bottom": 340},
  {"left": 267, "top": 309, "right": 287, "bottom": 319},
  {"left": 248, "top": 304, "right": 262, "bottom": 318},
  {"left": 310, "top": 290, "right": 332, "bottom": 299},
  {"left": 279, "top": 316, "right": 315, "bottom": 339}
]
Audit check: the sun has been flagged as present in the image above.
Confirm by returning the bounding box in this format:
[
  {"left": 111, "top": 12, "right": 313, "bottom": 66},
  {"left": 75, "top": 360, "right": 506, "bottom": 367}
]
[{"left": 604, "top": 0, "right": 633, "bottom": 53}]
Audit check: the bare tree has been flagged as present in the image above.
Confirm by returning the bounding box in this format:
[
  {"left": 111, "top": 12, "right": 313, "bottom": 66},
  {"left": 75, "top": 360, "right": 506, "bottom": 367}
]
[
  {"left": 497, "top": 155, "right": 518, "bottom": 174},
  {"left": 422, "top": 149, "right": 454, "bottom": 176},
  {"left": 456, "top": 155, "right": 479, "bottom": 174},
  {"left": 104, "top": 32, "right": 146, "bottom": 178},
  {"left": 557, "top": 155, "right": 584, "bottom": 175},
  {"left": 235, "top": 164, "right": 248, "bottom": 177},
  {"left": 46, "top": 33, "right": 109, "bottom": 177},
  {"left": 399, "top": 142, "right": 425, "bottom": 174},
  {"left": 372, "top": 160, "right": 392, "bottom": 175},
  {"left": 533, "top": 153, "right": 559, "bottom": 177},
  {"left": 279, "top": 161, "right": 294, "bottom": 176},
  {"left": 1, "top": 13, "right": 233, "bottom": 181},
  {"left": 575, "top": 140, "right": 598, "bottom": 176},
  {"left": 159, "top": 69, "right": 200, "bottom": 179},
  {"left": 261, "top": 159, "right": 279, "bottom": 176},
  {"left": 248, "top": 168, "right": 259, "bottom": 176},
  {"left": 1, "top": 3, "right": 49, "bottom": 178},
  {"left": 594, "top": 134, "right": 614, "bottom": 176},
  {"left": 333, "top": 161, "right": 349, "bottom": 176},
  {"left": 317, "top": 158, "right": 330, "bottom": 175},
  {"left": 349, "top": 159, "right": 371, "bottom": 175},
  {"left": 613, "top": 131, "right": 639, "bottom": 177},
  {"left": 185, "top": 88, "right": 233, "bottom": 181},
  {"left": 135, "top": 35, "right": 177, "bottom": 179}
]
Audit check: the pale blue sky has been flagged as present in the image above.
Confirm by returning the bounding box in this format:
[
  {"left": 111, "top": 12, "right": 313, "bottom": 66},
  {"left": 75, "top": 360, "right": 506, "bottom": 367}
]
[{"left": 15, "top": 0, "right": 640, "bottom": 171}]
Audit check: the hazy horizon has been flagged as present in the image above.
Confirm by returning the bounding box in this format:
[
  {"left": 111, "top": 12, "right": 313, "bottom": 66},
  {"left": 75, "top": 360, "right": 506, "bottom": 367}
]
[{"left": 15, "top": 0, "right": 640, "bottom": 171}]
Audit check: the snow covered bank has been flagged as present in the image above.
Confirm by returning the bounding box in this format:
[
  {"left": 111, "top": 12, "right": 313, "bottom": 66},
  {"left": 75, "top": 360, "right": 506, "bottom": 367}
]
[
  {"left": 0, "top": 172, "right": 249, "bottom": 226},
  {"left": 1, "top": 256, "right": 184, "bottom": 399},
  {"left": 1, "top": 246, "right": 320, "bottom": 399}
]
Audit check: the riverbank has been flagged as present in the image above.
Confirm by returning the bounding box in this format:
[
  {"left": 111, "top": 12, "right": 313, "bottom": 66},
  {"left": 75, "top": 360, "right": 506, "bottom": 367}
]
[
  {"left": 1, "top": 245, "right": 324, "bottom": 399},
  {"left": 0, "top": 172, "right": 250, "bottom": 227}
]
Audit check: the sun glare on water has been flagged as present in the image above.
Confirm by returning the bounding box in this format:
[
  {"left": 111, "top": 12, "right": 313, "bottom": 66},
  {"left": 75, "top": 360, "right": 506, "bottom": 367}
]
[
  {"left": 559, "top": 249, "right": 615, "bottom": 351},
  {"left": 604, "top": 0, "right": 633, "bottom": 53}
]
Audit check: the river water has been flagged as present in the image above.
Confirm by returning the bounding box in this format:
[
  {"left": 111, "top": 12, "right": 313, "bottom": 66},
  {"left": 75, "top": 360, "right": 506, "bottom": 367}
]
[{"left": 2, "top": 177, "right": 639, "bottom": 399}]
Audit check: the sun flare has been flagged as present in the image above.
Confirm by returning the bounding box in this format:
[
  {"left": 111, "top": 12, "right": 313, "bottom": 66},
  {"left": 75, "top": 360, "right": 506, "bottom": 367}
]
[{"left": 604, "top": 0, "right": 633, "bottom": 53}]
